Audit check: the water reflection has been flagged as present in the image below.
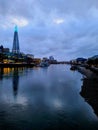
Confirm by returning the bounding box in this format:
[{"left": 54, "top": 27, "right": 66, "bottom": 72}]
[
  {"left": 80, "top": 77, "right": 98, "bottom": 117},
  {"left": 0, "top": 65, "right": 98, "bottom": 130},
  {"left": 0, "top": 68, "right": 3, "bottom": 80},
  {"left": 12, "top": 68, "right": 19, "bottom": 97},
  {"left": 0, "top": 67, "right": 23, "bottom": 98}
]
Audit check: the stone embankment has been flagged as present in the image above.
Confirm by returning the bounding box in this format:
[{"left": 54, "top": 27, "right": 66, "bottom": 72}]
[
  {"left": 77, "top": 66, "right": 98, "bottom": 79},
  {"left": 70, "top": 64, "right": 98, "bottom": 79}
]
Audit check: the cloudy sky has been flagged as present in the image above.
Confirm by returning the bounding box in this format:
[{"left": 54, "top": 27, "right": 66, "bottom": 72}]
[{"left": 0, "top": 0, "right": 98, "bottom": 60}]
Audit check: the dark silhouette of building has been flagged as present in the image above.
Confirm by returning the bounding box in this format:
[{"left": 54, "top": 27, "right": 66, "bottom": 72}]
[
  {"left": 0, "top": 45, "right": 3, "bottom": 53},
  {"left": 0, "top": 68, "right": 3, "bottom": 80},
  {"left": 13, "top": 68, "right": 19, "bottom": 97},
  {"left": 80, "top": 77, "right": 98, "bottom": 117},
  {"left": 3, "top": 48, "right": 10, "bottom": 53},
  {"left": 12, "top": 26, "right": 20, "bottom": 54}
]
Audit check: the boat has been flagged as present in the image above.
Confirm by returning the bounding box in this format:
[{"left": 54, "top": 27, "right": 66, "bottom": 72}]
[{"left": 39, "top": 61, "right": 49, "bottom": 67}]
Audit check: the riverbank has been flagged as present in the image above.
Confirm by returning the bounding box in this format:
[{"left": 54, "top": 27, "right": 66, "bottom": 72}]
[{"left": 71, "top": 65, "right": 98, "bottom": 79}]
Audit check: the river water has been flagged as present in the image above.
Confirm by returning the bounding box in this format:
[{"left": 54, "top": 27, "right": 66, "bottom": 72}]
[{"left": 0, "top": 65, "right": 98, "bottom": 130}]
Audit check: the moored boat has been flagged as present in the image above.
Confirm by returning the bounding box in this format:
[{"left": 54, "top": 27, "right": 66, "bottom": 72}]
[
  {"left": 39, "top": 61, "right": 49, "bottom": 67},
  {"left": 39, "top": 60, "right": 50, "bottom": 67}
]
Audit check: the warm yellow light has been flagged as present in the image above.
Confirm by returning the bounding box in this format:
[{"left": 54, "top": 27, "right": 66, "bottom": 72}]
[{"left": 3, "top": 68, "right": 11, "bottom": 74}]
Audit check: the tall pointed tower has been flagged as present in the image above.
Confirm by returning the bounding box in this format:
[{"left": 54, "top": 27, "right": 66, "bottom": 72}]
[{"left": 12, "top": 26, "right": 20, "bottom": 54}]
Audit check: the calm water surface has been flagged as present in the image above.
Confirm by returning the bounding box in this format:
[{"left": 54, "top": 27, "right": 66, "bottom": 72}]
[{"left": 0, "top": 65, "right": 98, "bottom": 130}]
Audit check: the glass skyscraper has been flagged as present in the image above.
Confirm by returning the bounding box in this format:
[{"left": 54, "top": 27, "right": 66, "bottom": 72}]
[{"left": 12, "top": 26, "right": 20, "bottom": 54}]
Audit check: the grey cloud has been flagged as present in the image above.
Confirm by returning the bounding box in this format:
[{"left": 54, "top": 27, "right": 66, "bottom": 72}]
[{"left": 0, "top": 0, "right": 98, "bottom": 60}]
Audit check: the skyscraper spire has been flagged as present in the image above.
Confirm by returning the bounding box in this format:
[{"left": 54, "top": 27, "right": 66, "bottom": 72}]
[
  {"left": 15, "top": 25, "right": 18, "bottom": 32},
  {"left": 12, "top": 26, "right": 20, "bottom": 54}
]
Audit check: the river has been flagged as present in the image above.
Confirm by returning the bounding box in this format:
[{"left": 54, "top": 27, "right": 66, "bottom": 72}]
[{"left": 0, "top": 65, "right": 98, "bottom": 130}]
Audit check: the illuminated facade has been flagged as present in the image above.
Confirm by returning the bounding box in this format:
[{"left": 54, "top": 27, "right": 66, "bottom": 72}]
[{"left": 12, "top": 26, "right": 20, "bottom": 54}]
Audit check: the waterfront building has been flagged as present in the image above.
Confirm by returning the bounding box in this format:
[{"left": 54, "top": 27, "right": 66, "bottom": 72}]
[
  {"left": 87, "top": 55, "right": 98, "bottom": 66},
  {"left": 12, "top": 26, "right": 20, "bottom": 54},
  {"left": 49, "top": 56, "right": 57, "bottom": 64},
  {"left": 49, "top": 56, "right": 54, "bottom": 61},
  {"left": 32, "top": 58, "right": 41, "bottom": 64},
  {"left": 3, "top": 48, "right": 10, "bottom": 53},
  {"left": 90, "top": 55, "right": 98, "bottom": 60},
  {"left": 26, "top": 54, "right": 34, "bottom": 59},
  {"left": 0, "top": 45, "right": 3, "bottom": 53},
  {"left": 76, "top": 58, "right": 87, "bottom": 64}
]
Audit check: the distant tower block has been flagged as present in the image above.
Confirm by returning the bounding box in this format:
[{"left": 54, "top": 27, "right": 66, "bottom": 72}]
[{"left": 12, "top": 26, "right": 20, "bottom": 53}]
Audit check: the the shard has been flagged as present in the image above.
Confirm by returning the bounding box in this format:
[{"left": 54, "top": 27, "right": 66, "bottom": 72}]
[{"left": 12, "top": 26, "right": 20, "bottom": 54}]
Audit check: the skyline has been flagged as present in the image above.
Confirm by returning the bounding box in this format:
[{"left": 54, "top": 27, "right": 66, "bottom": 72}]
[{"left": 0, "top": 0, "right": 98, "bottom": 60}]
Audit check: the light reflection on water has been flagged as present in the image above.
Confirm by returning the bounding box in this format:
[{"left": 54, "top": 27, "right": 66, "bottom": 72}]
[{"left": 0, "top": 65, "right": 98, "bottom": 130}]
